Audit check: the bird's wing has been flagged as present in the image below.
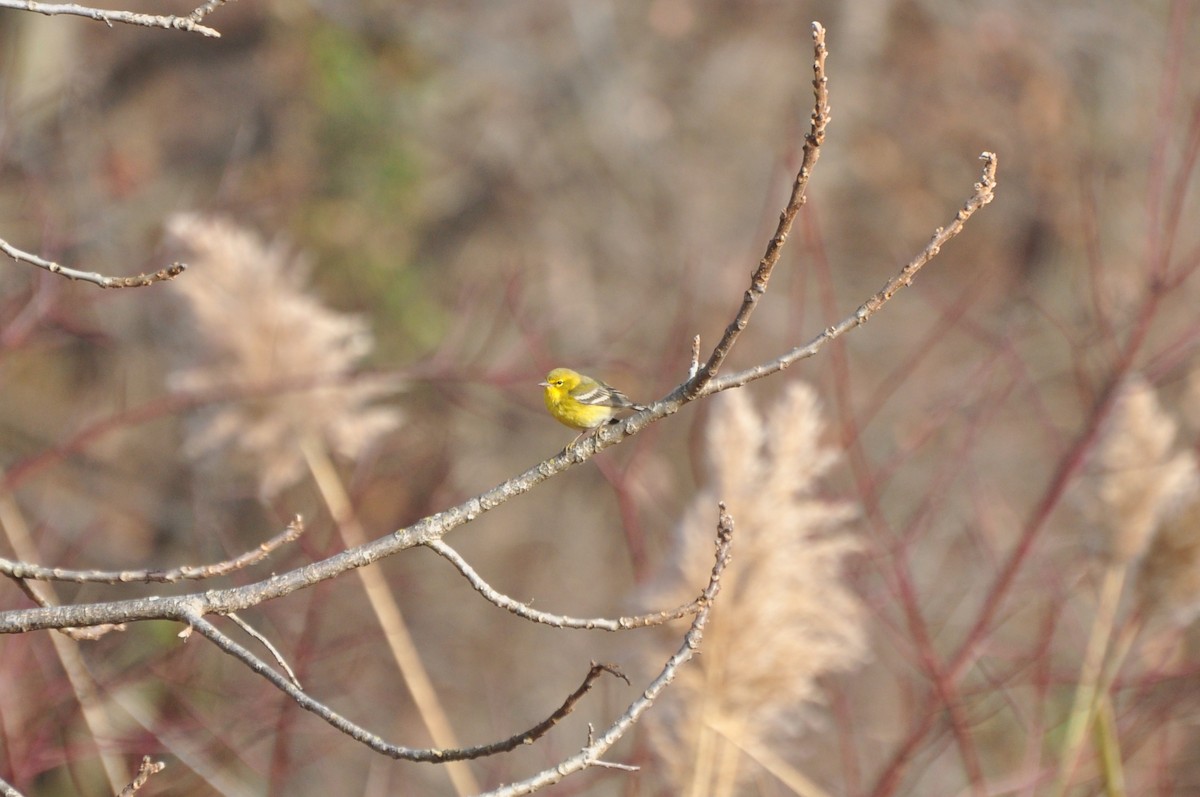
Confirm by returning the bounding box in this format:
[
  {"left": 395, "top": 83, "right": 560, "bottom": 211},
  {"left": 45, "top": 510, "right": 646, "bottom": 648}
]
[{"left": 572, "top": 380, "right": 636, "bottom": 408}]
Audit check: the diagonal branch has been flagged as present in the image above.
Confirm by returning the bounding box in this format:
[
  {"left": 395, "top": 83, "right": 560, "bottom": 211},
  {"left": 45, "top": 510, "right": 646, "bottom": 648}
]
[
  {"left": 187, "top": 613, "right": 629, "bottom": 762},
  {"left": 168, "top": 506, "right": 731, "bottom": 766},
  {"left": 703, "top": 151, "right": 999, "bottom": 395},
  {"left": 0, "top": 0, "right": 223, "bottom": 37},
  {"left": 0, "top": 153, "right": 996, "bottom": 636},
  {"left": 1, "top": 517, "right": 303, "bottom": 585},
  {"left": 227, "top": 612, "right": 302, "bottom": 689},
  {"left": 426, "top": 537, "right": 714, "bottom": 630},
  {"left": 0, "top": 236, "right": 187, "bottom": 289},
  {"left": 683, "top": 21, "right": 830, "bottom": 400},
  {"left": 479, "top": 504, "right": 735, "bottom": 795}
]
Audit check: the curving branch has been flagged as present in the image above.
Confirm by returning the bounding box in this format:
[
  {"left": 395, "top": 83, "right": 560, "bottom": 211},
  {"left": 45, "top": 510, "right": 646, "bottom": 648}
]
[
  {"left": 102, "top": 505, "right": 729, "bottom": 768},
  {"left": 0, "top": 17, "right": 1000, "bottom": 790},
  {"left": 684, "top": 21, "right": 830, "bottom": 400},
  {"left": 0, "top": 236, "right": 187, "bottom": 288},
  {"left": 0, "top": 150, "right": 997, "bottom": 637},
  {"left": 700, "top": 151, "right": 999, "bottom": 396},
  {"left": 478, "top": 505, "right": 735, "bottom": 795},
  {"left": 0, "top": 0, "right": 226, "bottom": 37},
  {"left": 0, "top": 517, "right": 303, "bottom": 585},
  {"left": 226, "top": 612, "right": 302, "bottom": 689},
  {"left": 188, "top": 619, "right": 633, "bottom": 761},
  {"left": 426, "top": 537, "right": 713, "bottom": 630}
]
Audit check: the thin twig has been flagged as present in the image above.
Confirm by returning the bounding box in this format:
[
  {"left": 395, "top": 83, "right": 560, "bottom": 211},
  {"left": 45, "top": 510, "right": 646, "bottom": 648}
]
[
  {"left": 0, "top": 0, "right": 222, "bottom": 37},
  {"left": 590, "top": 760, "right": 640, "bottom": 772},
  {"left": 187, "top": 0, "right": 229, "bottom": 24},
  {"left": 118, "top": 757, "right": 166, "bottom": 797},
  {"left": 0, "top": 485, "right": 129, "bottom": 789},
  {"left": 0, "top": 152, "right": 996, "bottom": 637},
  {"left": 0, "top": 774, "right": 25, "bottom": 797},
  {"left": 478, "top": 505, "right": 735, "bottom": 796},
  {"left": 688, "top": 334, "right": 702, "bottom": 380},
  {"left": 1, "top": 550, "right": 127, "bottom": 639},
  {"left": 0, "top": 517, "right": 303, "bottom": 584},
  {"left": 0, "top": 236, "right": 187, "bottom": 288},
  {"left": 426, "top": 538, "right": 711, "bottom": 629},
  {"left": 0, "top": 22, "right": 996, "bottom": 646},
  {"left": 169, "top": 509, "right": 729, "bottom": 768},
  {"left": 228, "top": 612, "right": 301, "bottom": 689},
  {"left": 683, "top": 21, "right": 830, "bottom": 400},
  {"left": 701, "top": 152, "right": 999, "bottom": 397},
  {"left": 185, "top": 611, "right": 628, "bottom": 762}
]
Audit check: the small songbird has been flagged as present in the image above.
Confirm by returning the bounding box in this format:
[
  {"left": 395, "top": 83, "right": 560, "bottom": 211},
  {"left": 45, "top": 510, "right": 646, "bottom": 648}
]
[{"left": 539, "top": 367, "right": 646, "bottom": 446}]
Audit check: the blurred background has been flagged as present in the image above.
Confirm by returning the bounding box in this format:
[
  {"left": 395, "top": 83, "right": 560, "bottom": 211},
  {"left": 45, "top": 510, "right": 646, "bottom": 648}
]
[{"left": 1, "top": 0, "right": 1199, "bottom": 795}]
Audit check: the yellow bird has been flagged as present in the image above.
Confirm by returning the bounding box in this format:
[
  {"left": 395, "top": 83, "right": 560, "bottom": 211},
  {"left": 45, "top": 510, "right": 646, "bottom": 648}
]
[{"left": 539, "top": 367, "right": 646, "bottom": 445}]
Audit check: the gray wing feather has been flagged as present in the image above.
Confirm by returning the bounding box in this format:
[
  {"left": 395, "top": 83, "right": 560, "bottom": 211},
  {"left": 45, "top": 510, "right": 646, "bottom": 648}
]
[{"left": 572, "top": 381, "right": 644, "bottom": 410}]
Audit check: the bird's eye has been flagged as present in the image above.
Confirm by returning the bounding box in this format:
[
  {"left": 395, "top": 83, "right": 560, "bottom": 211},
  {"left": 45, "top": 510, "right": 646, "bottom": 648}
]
[{"left": 555, "top": 380, "right": 564, "bottom": 387}]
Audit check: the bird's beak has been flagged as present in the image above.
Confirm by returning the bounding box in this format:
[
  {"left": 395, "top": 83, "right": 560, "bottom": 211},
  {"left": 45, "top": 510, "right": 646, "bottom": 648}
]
[{"left": 537, "top": 381, "right": 550, "bottom": 387}]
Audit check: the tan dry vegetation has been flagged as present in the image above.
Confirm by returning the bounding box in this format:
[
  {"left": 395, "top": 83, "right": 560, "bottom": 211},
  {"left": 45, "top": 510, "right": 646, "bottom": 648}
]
[{"left": 2, "top": 1, "right": 1200, "bottom": 795}]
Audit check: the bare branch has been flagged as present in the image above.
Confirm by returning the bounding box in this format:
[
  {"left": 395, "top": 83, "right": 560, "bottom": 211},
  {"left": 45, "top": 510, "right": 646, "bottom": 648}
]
[
  {"left": 0, "top": 236, "right": 187, "bottom": 288},
  {"left": 426, "top": 537, "right": 713, "bottom": 630},
  {"left": 186, "top": 611, "right": 628, "bottom": 762},
  {"left": 187, "top": 0, "right": 230, "bottom": 24},
  {"left": 0, "top": 517, "right": 303, "bottom": 585},
  {"left": 0, "top": 774, "right": 25, "bottom": 797},
  {"left": 0, "top": 11, "right": 1010, "bottom": 793},
  {"left": 227, "top": 612, "right": 301, "bottom": 689},
  {"left": 703, "top": 151, "right": 998, "bottom": 395},
  {"left": 0, "top": 0, "right": 223, "bottom": 37},
  {"left": 168, "top": 509, "right": 730, "bottom": 766},
  {"left": 683, "top": 21, "right": 830, "bottom": 399},
  {"left": 3, "top": 578, "right": 120, "bottom": 640},
  {"left": 452, "top": 662, "right": 627, "bottom": 761},
  {"left": 118, "top": 757, "right": 166, "bottom": 797},
  {"left": 0, "top": 435, "right": 626, "bottom": 631},
  {"left": 589, "top": 759, "right": 640, "bottom": 772},
  {"left": 479, "top": 505, "right": 735, "bottom": 796},
  {"left": 0, "top": 150, "right": 995, "bottom": 636}
]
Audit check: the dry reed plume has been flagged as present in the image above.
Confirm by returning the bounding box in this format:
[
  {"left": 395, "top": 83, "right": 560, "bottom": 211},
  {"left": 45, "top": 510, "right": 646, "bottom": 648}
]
[
  {"left": 646, "top": 382, "right": 865, "bottom": 795},
  {"left": 164, "top": 214, "right": 402, "bottom": 498}
]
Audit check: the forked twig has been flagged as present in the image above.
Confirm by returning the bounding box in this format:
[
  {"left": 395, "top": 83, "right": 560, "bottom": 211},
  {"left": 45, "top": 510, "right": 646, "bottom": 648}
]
[
  {"left": 0, "top": 22, "right": 997, "bottom": 640},
  {"left": 171, "top": 506, "right": 731, "bottom": 766},
  {"left": 228, "top": 613, "right": 301, "bottom": 689},
  {"left": 185, "top": 612, "right": 630, "bottom": 762},
  {"left": 0, "top": 10, "right": 1006, "bottom": 797},
  {"left": 702, "top": 151, "right": 999, "bottom": 395},
  {"left": 684, "top": 21, "right": 830, "bottom": 399},
  {"left": 479, "top": 505, "right": 735, "bottom": 795}
]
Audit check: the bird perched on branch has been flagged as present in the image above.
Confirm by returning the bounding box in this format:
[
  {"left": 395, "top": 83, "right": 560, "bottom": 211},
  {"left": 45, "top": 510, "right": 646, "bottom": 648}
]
[{"left": 539, "top": 367, "right": 647, "bottom": 446}]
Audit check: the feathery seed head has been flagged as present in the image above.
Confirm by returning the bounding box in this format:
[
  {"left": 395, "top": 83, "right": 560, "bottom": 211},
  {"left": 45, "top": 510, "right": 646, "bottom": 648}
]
[
  {"left": 1080, "top": 374, "right": 1196, "bottom": 564},
  {"left": 164, "top": 214, "right": 402, "bottom": 498},
  {"left": 1136, "top": 486, "right": 1200, "bottom": 628},
  {"left": 644, "top": 382, "right": 865, "bottom": 788}
]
